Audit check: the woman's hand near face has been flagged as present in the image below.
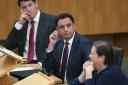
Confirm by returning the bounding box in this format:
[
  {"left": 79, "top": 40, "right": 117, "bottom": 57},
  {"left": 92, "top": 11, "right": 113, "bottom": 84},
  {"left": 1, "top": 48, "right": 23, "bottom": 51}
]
[
  {"left": 83, "top": 61, "right": 94, "bottom": 80},
  {"left": 78, "top": 61, "right": 94, "bottom": 83}
]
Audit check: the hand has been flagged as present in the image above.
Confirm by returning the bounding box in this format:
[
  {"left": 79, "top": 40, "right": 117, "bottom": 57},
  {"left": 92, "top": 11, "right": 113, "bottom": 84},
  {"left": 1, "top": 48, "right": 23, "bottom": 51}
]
[
  {"left": 46, "top": 30, "right": 59, "bottom": 52},
  {"left": 18, "top": 11, "right": 31, "bottom": 25},
  {"left": 83, "top": 61, "right": 94, "bottom": 80},
  {"left": 49, "top": 30, "right": 59, "bottom": 44},
  {"left": 78, "top": 61, "right": 94, "bottom": 83}
]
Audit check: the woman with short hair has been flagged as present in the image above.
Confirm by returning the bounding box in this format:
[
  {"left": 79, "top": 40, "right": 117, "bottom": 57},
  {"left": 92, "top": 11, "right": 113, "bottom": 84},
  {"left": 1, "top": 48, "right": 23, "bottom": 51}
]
[{"left": 72, "top": 41, "right": 128, "bottom": 85}]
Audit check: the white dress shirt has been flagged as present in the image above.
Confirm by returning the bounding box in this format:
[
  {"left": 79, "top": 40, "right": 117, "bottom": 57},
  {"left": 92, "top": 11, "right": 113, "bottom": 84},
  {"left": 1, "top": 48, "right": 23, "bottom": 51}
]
[
  {"left": 60, "top": 32, "right": 75, "bottom": 83},
  {"left": 15, "top": 10, "right": 40, "bottom": 61}
]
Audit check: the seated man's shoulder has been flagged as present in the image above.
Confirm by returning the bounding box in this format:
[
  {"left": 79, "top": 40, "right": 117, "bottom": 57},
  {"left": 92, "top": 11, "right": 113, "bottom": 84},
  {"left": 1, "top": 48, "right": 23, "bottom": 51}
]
[
  {"left": 80, "top": 36, "right": 92, "bottom": 44},
  {"left": 41, "top": 12, "right": 56, "bottom": 19}
]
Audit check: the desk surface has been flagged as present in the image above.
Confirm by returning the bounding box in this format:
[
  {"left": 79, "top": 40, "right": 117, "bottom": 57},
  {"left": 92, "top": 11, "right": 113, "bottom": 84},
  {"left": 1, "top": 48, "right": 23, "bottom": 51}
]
[
  {"left": 0, "top": 64, "right": 42, "bottom": 85},
  {"left": 0, "top": 64, "right": 63, "bottom": 85}
]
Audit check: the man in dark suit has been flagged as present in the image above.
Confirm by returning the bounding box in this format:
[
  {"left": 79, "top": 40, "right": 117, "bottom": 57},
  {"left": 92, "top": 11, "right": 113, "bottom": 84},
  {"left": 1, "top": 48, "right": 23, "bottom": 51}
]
[
  {"left": 45, "top": 13, "right": 92, "bottom": 84},
  {"left": 4, "top": 0, "right": 56, "bottom": 66}
]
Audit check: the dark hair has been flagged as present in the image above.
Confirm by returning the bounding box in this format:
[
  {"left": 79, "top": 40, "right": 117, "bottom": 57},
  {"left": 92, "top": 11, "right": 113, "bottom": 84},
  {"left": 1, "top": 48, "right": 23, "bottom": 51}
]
[
  {"left": 93, "top": 41, "right": 114, "bottom": 65},
  {"left": 55, "top": 13, "right": 74, "bottom": 26},
  {"left": 17, "top": 0, "right": 36, "bottom": 6}
]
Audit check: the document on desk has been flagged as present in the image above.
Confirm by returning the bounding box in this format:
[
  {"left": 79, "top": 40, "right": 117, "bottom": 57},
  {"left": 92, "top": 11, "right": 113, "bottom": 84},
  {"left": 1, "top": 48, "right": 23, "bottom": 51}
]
[
  {"left": 10, "top": 67, "right": 34, "bottom": 72},
  {"left": 9, "top": 67, "right": 41, "bottom": 80},
  {"left": 0, "top": 47, "right": 25, "bottom": 61}
]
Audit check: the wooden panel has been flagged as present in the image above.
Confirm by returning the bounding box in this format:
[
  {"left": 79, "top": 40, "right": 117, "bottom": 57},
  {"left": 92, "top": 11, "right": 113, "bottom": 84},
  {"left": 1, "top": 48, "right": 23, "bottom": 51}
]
[
  {"left": 87, "top": 33, "right": 128, "bottom": 58},
  {"left": 0, "top": 0, "right": 128, "bottom": 39},
  {"left": 38, "top": 0, "right": 128, "bottom": 35},
  {"left": 0, "top": 0, "right": 19, "bottom": 39}
]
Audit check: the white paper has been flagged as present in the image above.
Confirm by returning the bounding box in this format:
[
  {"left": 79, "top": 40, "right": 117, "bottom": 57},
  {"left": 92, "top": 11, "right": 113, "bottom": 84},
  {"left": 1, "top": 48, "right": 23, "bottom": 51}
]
[
  {"left": 10, "top": 67, "right": 34, "bottom": 72},
  {"left": 0, "top": 47, "right": 17, "bottom": 57},
  {"left": 0, "top": 47, "right": 24, "bottom": 60}
]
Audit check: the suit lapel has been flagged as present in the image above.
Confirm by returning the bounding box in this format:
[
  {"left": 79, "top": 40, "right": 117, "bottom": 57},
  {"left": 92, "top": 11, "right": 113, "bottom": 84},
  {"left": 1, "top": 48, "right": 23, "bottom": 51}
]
[
  {"left": 68, "top": 33, "right": 80, "bottom": 65},
  {"left": 22, "top": 21, "right": 29, "bottom": 49},
  {"left": 57, "top": 41, "right": 64, "bottom": 64},
  {"left": 35, "top": 12, "right": 46, "bottom": 44}
]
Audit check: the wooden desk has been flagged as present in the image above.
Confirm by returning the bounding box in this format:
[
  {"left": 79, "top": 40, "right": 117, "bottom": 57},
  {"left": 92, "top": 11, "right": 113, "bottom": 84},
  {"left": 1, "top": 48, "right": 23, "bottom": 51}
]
[
  {"left": 0, "top": 64, "right": 62, "bottom": 85},
  {"left": 0, "top": 46, "right": 27, "bottom": 85},
  {"left": 14, "top": 72, "right": 62, "bottom": 85},
  {"left": 0, "top": 64, "right": 41, "bottom": 85},
  {"left": 0, "top": 46, "right": 62, "bottom": 85},
  {"left": 0, "top": 74, "right": 17, "bottom": 85}
]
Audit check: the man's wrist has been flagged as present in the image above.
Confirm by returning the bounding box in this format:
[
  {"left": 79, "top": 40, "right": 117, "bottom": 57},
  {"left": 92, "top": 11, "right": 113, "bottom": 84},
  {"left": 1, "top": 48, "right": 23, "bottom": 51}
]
[
  {"left": 46, "top": 43, "right": 54, "bottom": 52},
  {"left": 15, "top": 21, "right": 23, "bottom": 30},
  {"left": 46, "top": 47, "right": 53, "bottom": 53},
  {"left": 37, "top": 62, "right": 42, "bottom": 66}
]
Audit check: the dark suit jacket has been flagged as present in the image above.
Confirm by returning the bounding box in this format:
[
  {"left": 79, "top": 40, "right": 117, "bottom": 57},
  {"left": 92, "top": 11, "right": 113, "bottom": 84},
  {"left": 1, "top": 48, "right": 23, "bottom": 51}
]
[
  {"left": 4, "top": 12, "right": 56, "bottom": 65},
  {"left": 45, "top": 32, "right": 92, "bottom": 84},
  {"left": 71, "top": 65, "right": 128, "bottom": 85}
]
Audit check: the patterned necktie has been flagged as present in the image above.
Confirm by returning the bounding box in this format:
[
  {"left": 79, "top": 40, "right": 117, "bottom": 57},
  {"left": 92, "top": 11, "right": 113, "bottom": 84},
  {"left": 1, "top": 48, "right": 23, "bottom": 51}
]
[
  {"left": 60, "top": 42, "right": 69, "bottom": 81},
  {"left": 28, "top": 21, "right": 35, "bottom": 63}
]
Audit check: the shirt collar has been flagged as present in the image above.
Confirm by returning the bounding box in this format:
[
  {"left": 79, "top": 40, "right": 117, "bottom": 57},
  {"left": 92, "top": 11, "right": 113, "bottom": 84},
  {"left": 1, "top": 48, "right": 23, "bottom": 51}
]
[
  {"left": 64, "top": 32, "right": 75, "bottom": 45},
  {"left": 32, "top": 10, "right": 40, "bottom": 23}
]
